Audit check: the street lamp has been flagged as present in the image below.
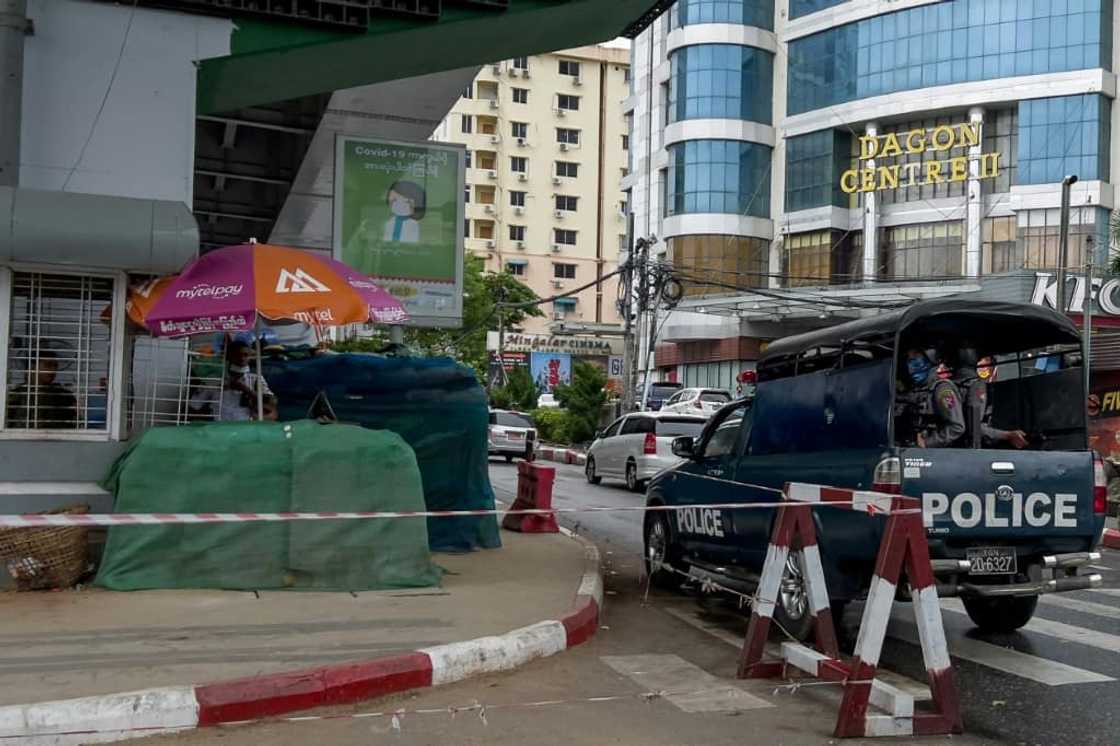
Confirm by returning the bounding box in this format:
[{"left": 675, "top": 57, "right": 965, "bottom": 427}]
[{"left": 1056, "top": 174, "right": 1079, "bottom": 313}]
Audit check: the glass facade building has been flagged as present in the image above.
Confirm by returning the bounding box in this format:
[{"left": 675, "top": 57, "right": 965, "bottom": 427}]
[
  {"left": 789, "top": 0, "right": 848, "bottom": 20},
  {"left": 669, "top": 45, "right": 774, "bottom": 124},
  {"left": 1019, "top": 94, "right": 1111, "bottom": 184},
  {"left": 670, "top": 0, "right": 774, "bottom": 30},
  {"left": 788, "top": 0, "right": 1113, "bottom": 115},
  {"left": 667, "top": 140, "right": 772, "bottom": 218}
]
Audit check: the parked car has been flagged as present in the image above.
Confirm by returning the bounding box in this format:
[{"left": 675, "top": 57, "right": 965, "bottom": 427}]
[
  {"left": 661, "top": 387, "right": 733, "bottom": 416},
  {"left": 644, "top": 299, "right": 1105, "bottom": 640},
  {"left": 537, "top": 393, "right": 561, "bottom": 409},
  {"left": 641, "top": 381, "right": 683, "bottom": 411},
  {"left": 585, "top": 411, "right": 707, "bottom": 492},
  {"left": 488, "top": 409, "right": 536, "bottom": 462}
]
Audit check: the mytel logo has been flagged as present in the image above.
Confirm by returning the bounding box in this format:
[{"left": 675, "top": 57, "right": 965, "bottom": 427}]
[
  {"left": 276, "top": 268, "right": 330, "bottom": 294},
  {"left": 175, "top": 283, "right": 243, "bottom": 300}
]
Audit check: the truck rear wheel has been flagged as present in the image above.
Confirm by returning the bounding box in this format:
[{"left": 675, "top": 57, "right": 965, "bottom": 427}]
[
  {"left": 962, "top": 595, "right": 1038, "bottom": 633},
  {"left": 643, "top": 511, "right": 686, "bottom": 590}
]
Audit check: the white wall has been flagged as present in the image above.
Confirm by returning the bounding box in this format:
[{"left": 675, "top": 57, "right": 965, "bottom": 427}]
[{"left": 19, "top": 0, "right": 232, "bottom": 204}]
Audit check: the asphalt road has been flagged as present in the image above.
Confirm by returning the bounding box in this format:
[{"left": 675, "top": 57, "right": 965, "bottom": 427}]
[
  {"left": 141, "top": 461, "right": 1116, "bottom": 745},
  {"left": 493, "top": 460, "right": 1120, "bottom": 746}
]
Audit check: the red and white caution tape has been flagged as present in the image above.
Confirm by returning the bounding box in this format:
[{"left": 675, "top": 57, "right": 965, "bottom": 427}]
[{"left": 0, "top": 498, "right": 920, "bottom": 528}]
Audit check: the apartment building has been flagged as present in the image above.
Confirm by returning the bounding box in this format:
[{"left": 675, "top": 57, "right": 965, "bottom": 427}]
[{"left": 432, "top": 45, "right": 631, "bottom": 334}]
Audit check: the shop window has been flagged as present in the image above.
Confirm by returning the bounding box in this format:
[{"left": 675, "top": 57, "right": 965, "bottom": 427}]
[
  {"left": 981, "top": 216, "right": 1018, "bottom": 274},
  {"left": 2, "top": 272, "right": 115, "bottom": 433},
  {"left": 880, "top": 221, "right": 964, "bottom": 280}
]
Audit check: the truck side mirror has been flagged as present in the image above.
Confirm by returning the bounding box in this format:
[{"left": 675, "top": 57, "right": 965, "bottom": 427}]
[{"left": 671, "top": 436, "right": 695, "bottom": 459}]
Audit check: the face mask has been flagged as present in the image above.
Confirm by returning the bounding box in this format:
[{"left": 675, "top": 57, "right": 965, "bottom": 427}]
[
  {"left": 229, "top": 364, "right": 250, "bottom": 375},
  {"left": 907, "top": 356, "right": 932, "bottom": 385},
  {"left": 389, "top": 197, "right": 412, "bottom": 217}
]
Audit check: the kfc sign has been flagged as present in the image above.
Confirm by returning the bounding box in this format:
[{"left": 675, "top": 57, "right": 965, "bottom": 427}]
[{"left": 1031, "top": 272, "right": 1120, "bottom": 316}]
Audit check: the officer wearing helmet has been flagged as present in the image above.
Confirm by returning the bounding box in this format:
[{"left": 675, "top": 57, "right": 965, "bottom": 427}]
[{"left": 903, "top": 348, "right": 966, "bottom": 448}]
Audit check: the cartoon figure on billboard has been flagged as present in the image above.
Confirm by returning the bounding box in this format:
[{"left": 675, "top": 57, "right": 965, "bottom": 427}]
[{"left": 383, "top": 180, "right": 426, "bottom": 244}]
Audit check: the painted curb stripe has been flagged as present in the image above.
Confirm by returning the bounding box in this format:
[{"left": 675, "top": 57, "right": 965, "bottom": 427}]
[
  {"left": 1103, "top": 528, "right": 1120, "bottom": 550},
  {"left": 561, "top": 596, "right": 600, "bottom": 647},
  {"left": 194, "top": 652, "right": 433, "bottom": 726}
]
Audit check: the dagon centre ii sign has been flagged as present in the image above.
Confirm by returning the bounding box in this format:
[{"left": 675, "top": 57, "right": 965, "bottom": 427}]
[{"left": 840, "top": 122, "right": 1001, "bottom": 194}]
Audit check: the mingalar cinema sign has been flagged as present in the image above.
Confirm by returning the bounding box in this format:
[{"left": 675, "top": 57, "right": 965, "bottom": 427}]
[
  {"left": 840, "top": 122, "right": 1001, "bottom": 194},
  {"left": 485, "top": 331, "right": 623, "bottom": 356},
  {"left": 1031, "top": 272, "right": 1120, "bottom": 316}
]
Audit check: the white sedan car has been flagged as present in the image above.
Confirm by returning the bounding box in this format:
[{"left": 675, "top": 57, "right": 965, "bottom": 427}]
[
  {"left": 488, "top": 410, "right": 536, "bottom": 462},
  {"left": 584, "top": 412, "right": 707, "bottom": 492},
  {"left": 660, "top": 388, "right": 733, "bottom": 417}
]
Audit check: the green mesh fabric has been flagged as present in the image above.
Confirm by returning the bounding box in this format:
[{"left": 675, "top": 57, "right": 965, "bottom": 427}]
[{"left": 94, "top": 421, "right": 441, "bottom": 591}]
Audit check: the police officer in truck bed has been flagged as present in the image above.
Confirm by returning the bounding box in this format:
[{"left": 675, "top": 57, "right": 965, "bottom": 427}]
[{"left": 901, "top": 348, "right": 966, "bottom": 448}]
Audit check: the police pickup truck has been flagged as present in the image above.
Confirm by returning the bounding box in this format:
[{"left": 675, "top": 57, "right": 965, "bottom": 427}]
[{"left": 644, "top": 300, "right": 1105, "bottom": 637}]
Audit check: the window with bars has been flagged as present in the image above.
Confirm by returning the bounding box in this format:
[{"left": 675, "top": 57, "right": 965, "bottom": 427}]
[
  {"left": 557, "top": 128, "right": 580, "bottom": 145},
  {"left": 3, "top": 272, "right": 115, "bottom": 432},
  {"left": 558, "top": 59, "right": 581, "bottom": 77}
]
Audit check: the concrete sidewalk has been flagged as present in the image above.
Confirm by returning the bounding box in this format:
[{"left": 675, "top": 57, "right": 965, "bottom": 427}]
[{"left": 0, "top": 530, "right": 600, "bottom": 741}]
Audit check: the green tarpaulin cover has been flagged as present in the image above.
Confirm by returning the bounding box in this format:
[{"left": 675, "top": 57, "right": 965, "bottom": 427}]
[{"left": 95, "top": 421, "right": 441, "bottom": 591}]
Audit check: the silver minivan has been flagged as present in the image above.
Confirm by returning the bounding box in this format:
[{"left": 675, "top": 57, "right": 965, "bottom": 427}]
[{"left": 585, "top": 412, "right": 707, "bottom": 492}]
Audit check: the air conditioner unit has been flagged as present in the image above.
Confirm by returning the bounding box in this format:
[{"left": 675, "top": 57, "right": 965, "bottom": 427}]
[
  {"left": 559, "top": 142, "right": 569, "bottom": 151},
  {"left": 515, "top": 240, "right": 525, "bottom": 250},
  {"left": 507, "top": 66, "right": 517, "bottom": 76},
  {"left": 521, "top": 68, "right": 530, "bottom": 78},
  {"left": 555, "top": 108, "right": 566, "bottom": 117},
  {"left": 489, "top": 99, "right": 498, "bottom": 109},
  {"left": 514, "top": 206, "right": 524, "bottom": 215},
  {"left": 552, "top": 280, "right": 563, "bottom": 289},
  {"left": 491, "top": 64, "right": 502, "bottom": 74},
  {"left": 486, "top": 240, "right": 496, "bottom": 249},
  {"left": 484, "top": 204, "right": 495, "bottom": 214},
  {"left": 489, "top": 135, "right": 500, "bottom": 144},
  {"left": 487, "top": 170, "right": 497, "bottom": 179},
  {"left": 518, "top": 173, "right": 528, "bottom": 181},
  {"left": 550, "top": 244, "right": 561, "bottom": 252},
  {"left": 554, "top": 210, "right": 563, "bottom": 218},
  {"left": 551, "top": 176, "right": 561, "bottom": 185},
  {"left": 516, "top": 137, "right": 526, "bottom": 147},
  {"left": 553, "top": 311, "right": 564, "bottom": 320},
  {"left": 573, "top": 76, "right": 583, "bottom": 87}
]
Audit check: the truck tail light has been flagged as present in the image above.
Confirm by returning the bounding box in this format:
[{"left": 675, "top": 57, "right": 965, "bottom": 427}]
[
  {"left": 872, "top": 456, "right": 901, "bottom": 494},
  {"left": 1093, "top": 452, "right": 1108, "bottom": 515},
  {"left": 644, "top": 432, "right": 657, "bottom": 455}
]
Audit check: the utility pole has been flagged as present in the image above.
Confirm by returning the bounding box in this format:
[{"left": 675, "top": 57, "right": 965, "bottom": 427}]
[
  {"left": 1056, "top": 174, "right": 1079, "bottom": 313},
  {"left": 0, "top": 0, "right": 28, "bottom": 187},
  {"left": 496, "top": 285, "right": 508, "bottom": 387},
  {"left": 621, "top": 235, "right": 645, "bottom": 413},
  {"left": 1084, "top": 249, "right": 1094, "bottom": 403}
]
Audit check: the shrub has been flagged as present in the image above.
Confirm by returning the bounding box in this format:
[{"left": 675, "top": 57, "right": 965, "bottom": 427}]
[
  {"left": 554, "top": 362, "right": 608, "bottom": 445},
  {"left": 532, "top": 408, "right": 573, "bottom": 445}
]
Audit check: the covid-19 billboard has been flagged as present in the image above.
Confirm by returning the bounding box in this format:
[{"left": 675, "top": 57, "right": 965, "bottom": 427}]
[{"left": 333, "top": 136, "right": 465, "bottom": 328}]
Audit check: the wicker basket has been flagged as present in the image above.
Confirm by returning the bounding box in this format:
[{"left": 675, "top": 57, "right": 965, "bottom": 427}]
[{"left": 0, "top": 504, "right": 89, "bottom": 591}]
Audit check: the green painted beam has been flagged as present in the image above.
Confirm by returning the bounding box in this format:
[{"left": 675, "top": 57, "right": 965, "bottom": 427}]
[{"left": 197, "top": 0, "right": 652, "bottom": 115}]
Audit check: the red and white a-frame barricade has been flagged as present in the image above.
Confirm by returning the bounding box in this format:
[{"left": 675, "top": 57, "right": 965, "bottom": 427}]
[{"left": 737, "top": 482, "right": 963, "bottom": 738}]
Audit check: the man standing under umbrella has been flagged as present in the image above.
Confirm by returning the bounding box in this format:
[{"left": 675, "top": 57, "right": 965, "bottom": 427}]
[{"left": 190, "top": 341, "right": 276, "bottom": 421}]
